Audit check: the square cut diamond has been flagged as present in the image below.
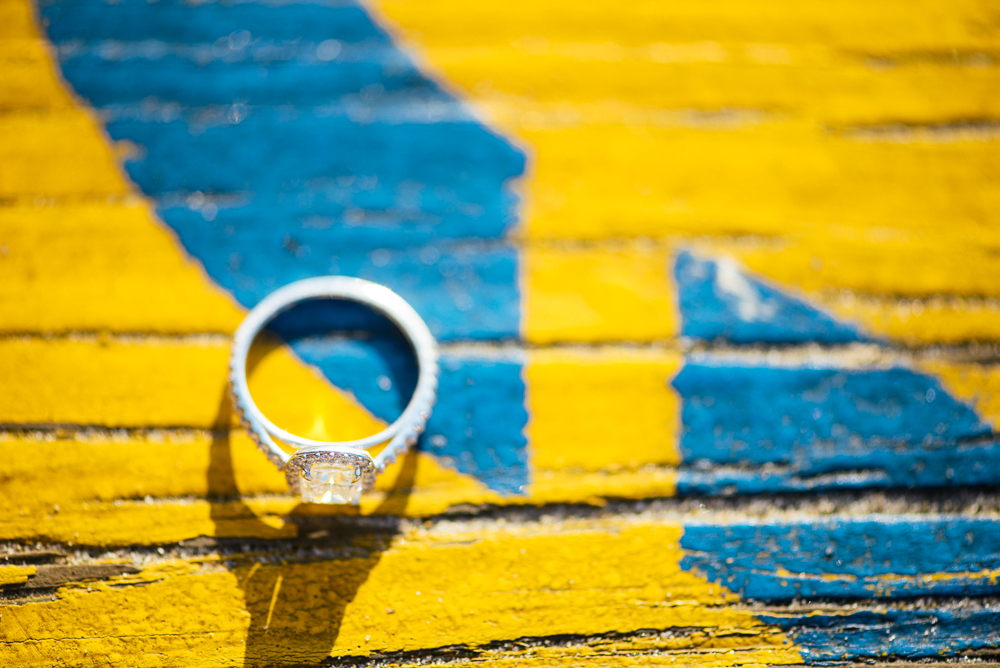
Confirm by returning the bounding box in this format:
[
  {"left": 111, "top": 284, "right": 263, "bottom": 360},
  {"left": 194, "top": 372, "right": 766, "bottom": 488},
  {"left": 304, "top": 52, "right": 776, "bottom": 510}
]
[{"left": 300, "top": 461, "right": 363, "bottom": 505}]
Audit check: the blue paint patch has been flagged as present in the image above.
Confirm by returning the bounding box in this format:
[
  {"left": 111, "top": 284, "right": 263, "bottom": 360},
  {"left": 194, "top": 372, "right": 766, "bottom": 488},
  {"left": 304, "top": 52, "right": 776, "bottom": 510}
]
[
  {"left": 41, "top": 0, "right": 531, "bottom": 491},
  {"left": 761, "top": 608, "right": 1000, "bottom": 662},
  {"left": 169, "top": 209, "right": 522, "bottom": 339},
  {"left": 675, "top": 250, "right": 864, "bottom": 344},
  {"left": 672, "top": 362, "right": 997, "bottom": 492},
  {"left": 676, "top": 439, "right": 1000, "bottom": 494},
  {"left": 681, "top": 517, "right": 1000, "bottom": 661},
  {"left": 42, "top": 0, "right": 526, "bottom": 341},
  {"left": 426, "top": 355, "right": 529, "bottom": 494},
  {"left": 41, "top": 0, "right": 388, "bottom": 44},
  {"left": 681, "top": 518, "right": 1000, "bottom": 601},
  {"left": 52, "top": 44, "right": 433, "bottom": 108}
]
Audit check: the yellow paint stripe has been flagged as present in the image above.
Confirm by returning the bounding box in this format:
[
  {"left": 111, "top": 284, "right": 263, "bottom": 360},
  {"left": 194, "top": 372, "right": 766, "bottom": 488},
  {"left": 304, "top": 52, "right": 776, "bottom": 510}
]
[
  {"left": 514, "top": 121, "right": 999, "bottom": 242},
  {"left": 526, "top": 347, "right": 681, "bottom": 471},
  {"left": 523, "top": 243, "right": 679, "bottom": 343},
  {"left": 0, "top": 337, "right": 692, "bottom": 545},
  {"left": 0, "top": 565, "right": 36, "bottom": 586},
  {"left": 416, "top": 46, "right": 1000, "bottom": 126},
  {"left": 0, "top": 519, "right": 802, "bottom": 665},
  {"left": 0, "top": 432, "right": 497, "bottom": 545},
  {"left": 0, "top": 111, "right": 129, "bottom": 199},
  {"left": 0, "top": 9, "right": 250, "bottom": 342},
  {"left": 0, "top": 0, "right": 39, "bottom": 40},
  {"left": 723, "top": 234, "right": 1000, "bottom": 298},
  {"left": 379, "top": 1, "right": 1000, "bottom": 246},
  {"left": 0, "top": 461, "right": 679, "bottom": 546},
  {"left": 375, "top": 0, "right": 999, "bottom": 53},
  {"left": 827, "top": 295, "right": 1000, "bottom": 346},
  {"left": 398, "top": 643, "right": 798, "bottom": 667},
  {"left": 0, "top": 202, "right": 245, "bottom": 333},
  {"left": 919, "top": 359, "right": 1000, "bottom": 431},
  {"left": 0, "top": 335, "right": 381, "bottom": 432},
  {"left": 529, "top": 467, "right": 676, "bottom": 505},
  {"left": 0, "top": 39, "right": 73, "bottom": 111}
]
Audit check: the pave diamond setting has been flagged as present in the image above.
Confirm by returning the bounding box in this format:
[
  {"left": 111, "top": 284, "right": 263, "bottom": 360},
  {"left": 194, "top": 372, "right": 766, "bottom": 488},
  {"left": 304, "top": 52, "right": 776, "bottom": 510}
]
[
  {"left": 285, "top": 449, "right": 376, "bottom": 505},
  {"left": 229, "top": 277, "right": 440, "bottom": 504}
]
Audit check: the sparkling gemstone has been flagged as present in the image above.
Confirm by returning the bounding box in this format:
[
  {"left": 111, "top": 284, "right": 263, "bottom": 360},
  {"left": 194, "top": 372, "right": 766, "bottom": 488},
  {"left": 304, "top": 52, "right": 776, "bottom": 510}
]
[{"left": 299, "top": 460, "right": 363, "bottom": 505}]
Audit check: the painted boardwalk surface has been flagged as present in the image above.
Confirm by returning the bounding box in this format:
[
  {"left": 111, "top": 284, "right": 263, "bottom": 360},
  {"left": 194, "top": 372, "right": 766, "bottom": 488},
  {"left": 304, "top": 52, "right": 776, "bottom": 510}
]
[{"left": 1, "top": 0, "right": 1000, "bottom": 664}]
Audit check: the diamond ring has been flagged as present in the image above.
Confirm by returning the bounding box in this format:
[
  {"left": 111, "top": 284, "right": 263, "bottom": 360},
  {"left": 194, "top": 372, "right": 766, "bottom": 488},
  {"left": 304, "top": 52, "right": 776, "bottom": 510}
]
[{"left": 229, "top": 276, "right": 439, "bottom": 504}]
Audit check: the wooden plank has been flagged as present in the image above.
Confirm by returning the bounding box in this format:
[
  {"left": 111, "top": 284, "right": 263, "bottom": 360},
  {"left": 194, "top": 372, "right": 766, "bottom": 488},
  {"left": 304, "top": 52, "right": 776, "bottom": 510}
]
[
  {"left": 0, "top": 39, "right": 73, "bottom": 111},
  {"left": 406, "top": 46, "right": 1000, "bottom": 126},
  {"left": 374, "top": 0, "right": 1000, "bottom": 53},
  {"left": 0, "top": 202, "right": 243, "bottom": 333},
  {"left": 3, "top": 0, "right": 1000, "bottom": 664},
  {"left": 2, "top": 519, "right": 780, "bottom": 664},
  {"left": 2, "top": 512, "right": 998, "bottom": 664}
]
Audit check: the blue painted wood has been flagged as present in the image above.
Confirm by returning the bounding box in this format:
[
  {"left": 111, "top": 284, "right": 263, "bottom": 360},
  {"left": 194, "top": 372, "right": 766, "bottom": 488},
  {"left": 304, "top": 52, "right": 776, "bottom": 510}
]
[
  {"left": 173, "top": 232, "right": 521, "bottom": 340},
  {"left": 675, "top": 250, "right": 865, "bottom": 344},
  {"left": 672, "top": 362, "right": 999, "bottom": 491},
  {"left": 683, "top": 517, "right": 1000, "bottom": 660},
  {"left": 759, "top": 608, "right": 1000, "bottom": 662},
  {"left": 681, "top": 518, "right": 1000, "bottom": 601},
  {"left": 41, "top": 0, "right": 386, "bottom": 44},
  {"left": 56, "top": 46, "right": 442, "bottom": 107},
  {"left": 44, "top": 0, "right": 526, "bottom": 341},
  {"left": 676, "top": 437, "right": 1000, "bottom": 494}
]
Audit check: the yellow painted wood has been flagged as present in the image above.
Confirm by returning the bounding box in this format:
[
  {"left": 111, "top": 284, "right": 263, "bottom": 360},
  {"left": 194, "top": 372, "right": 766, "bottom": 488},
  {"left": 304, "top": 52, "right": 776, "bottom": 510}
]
[
  {"left": 523, "top": 243, "right": 678, "bottom": 343},
  {"left": 375, "top": 0, "right": 999, "bottom": 53},
  {"left": 0, "top": 436, "right": 676, "bottom": 546},
  {"left": 0, "top": 333, "right": 693, "bottom": 545},
  {"left": 700, "top": 242, "right": 1000, "bottom": 344},
  {"left": 528, "top": 466, "right": 676, "bottom": 506},
  {"left": 0, "top": 329, "right": 499, "bottom": 541},
  {"left": 920, "top": 360, "right": 1000, "bottom": 431},
  {"left": 2, "top": 0, "right": 996, "bottom": 662},
  {"left": 0, "top": 0, "right": 38, "bottom": 40},
  {"left": 0, "top": 334, "right": 378, "bottom": 430},
  {"left": 724, "top": 233, "right": 1000, "bottom": 300},
  {"left": 510, "top": 121, "right": 998, "bottom": 243},
  {"left": 0, "top": 111, "right": 130, "bottom": 199},
  {"left": 0, "top": 565, "right": 36, "bottom": 586},
  {"left": 378, "top": 0, "right": 1000, "bottom": 348},
  {"left": 0, "top": 433, "right": 496, "bottom": 545},
  {"left": 0, "top": 202, "right": 245, "bottom": 333},
  {"left": 0, "top": 9, "right": 245, "bottom": 337},
  {"left": 0, "top": 335, "right": 231, "bottom": 427},
  {"left": 527, "top": 347, "right": 682, "bottom": 471},
  {"left": 0, "top": 518, "right": 801, "bottom": 666},
  {"left": 0, "top": 39, "right": 73, "bottom": 111},
  {"left": 411, "top": 46, "right": 1000, "bottom": 126},
  {"left": 826, "top": 295, "right": 1000, "bottom": 346},
  {"left": 392, "top": 642, "right": 799, "bottom": 668}
]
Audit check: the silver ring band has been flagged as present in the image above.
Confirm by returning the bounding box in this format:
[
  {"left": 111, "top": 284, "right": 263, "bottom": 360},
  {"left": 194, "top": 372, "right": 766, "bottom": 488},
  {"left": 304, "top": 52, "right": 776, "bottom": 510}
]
[{"left": 228, "top": 276, "right": 439, "bottom": 503}]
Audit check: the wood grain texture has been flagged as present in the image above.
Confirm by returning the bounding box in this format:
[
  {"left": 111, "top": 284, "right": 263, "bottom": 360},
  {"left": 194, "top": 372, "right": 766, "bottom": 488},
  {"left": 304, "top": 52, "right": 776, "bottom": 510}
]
[
  {"left": 0, "top": 517, "right": 802, "bottom": 666},
  {"left": 2, "top": 0, "right": 1000, "bottom": 664},
  {"left": 377, "top": 0, "right": 1000, "bottom": 346}
]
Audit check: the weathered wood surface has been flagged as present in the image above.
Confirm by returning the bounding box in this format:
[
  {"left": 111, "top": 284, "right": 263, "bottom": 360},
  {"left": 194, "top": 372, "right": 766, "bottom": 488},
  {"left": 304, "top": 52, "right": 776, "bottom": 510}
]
[{"left": 2, "top": 0, "right": 1000, "bottom": 665}]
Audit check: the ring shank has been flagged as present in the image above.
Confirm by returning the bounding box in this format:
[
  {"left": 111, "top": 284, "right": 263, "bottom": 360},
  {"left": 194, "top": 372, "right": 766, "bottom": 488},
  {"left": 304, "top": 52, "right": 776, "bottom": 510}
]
[{"left": 229, "top": 277, "right": 439, "bottom": 472}]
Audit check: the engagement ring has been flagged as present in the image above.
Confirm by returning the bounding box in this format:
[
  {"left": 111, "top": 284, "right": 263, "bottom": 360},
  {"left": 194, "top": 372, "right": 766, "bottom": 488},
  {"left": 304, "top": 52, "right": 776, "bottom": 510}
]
[{"left": 229, "top": 276, "right": 439, "bottom": 504}]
